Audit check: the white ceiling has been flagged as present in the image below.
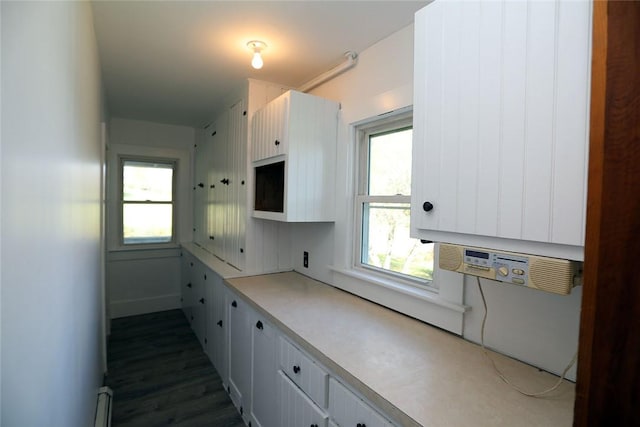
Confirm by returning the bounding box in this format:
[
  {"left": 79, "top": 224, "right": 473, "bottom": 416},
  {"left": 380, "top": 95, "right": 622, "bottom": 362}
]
[{"left": 92, "top": 1, "right": 428, "bottom": 127}]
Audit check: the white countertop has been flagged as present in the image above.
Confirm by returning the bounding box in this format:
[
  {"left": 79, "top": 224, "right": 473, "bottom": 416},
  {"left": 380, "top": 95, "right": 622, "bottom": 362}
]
[{"left": 225, "top": 271, "right": 575, "bottom": 427}]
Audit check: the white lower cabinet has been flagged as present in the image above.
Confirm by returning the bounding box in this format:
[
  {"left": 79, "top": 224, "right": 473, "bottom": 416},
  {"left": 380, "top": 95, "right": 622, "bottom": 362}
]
[
  {"left": 329, "top": 378, "right": 394, "bottom": 427},
  {"left": 279, "top": 336, "right": 328, "bottom": 408},
  {"left": 180, "top": 249, "right": 397, "bottom": 427},
  {"left": 278, "top": 371, "right": 329, "bottom": 427},
  {"left": 227, "top": 290, "right": 252, "bottom": 421},
  {"left": 250, "top": 314, "right": 278, "bottom": 427},
  {"left": 211, "top": 274, "right": 228, "bottom": 386}
]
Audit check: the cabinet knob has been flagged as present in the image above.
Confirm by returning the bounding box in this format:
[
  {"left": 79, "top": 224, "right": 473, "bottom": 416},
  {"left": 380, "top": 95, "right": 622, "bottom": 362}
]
[
  {"left": 232, "top": 300, "right": 237, "bottom": 308},
  {"left": 256, "top": 320, "right": 263, "bottom": 330},
  {"left": 293, "top": 365, "right": 301, "bottom": 374},
  {"left": 199, "top": 298, "right": 205, "bottom": 304},
  {"left": 187, "top": 282, "right": 192, "bottom": 288},
  {"left": 422, "top": 201, "right": 434, "bottom": 212},
  {"left": 420, "top": 239, "right": 432, "bottom": 244},
  {"left": 357, "top": 424, "right": 366, "bottom": 427},
  {"left": 274, "top": 139, "right": 280, "bottom": 146},
  {"left": 198, "top": 182, "right": 204, "bottom": 188},
  {"left": 310, "top": 424, "right": 318, "bottom": 427},
  {"left": 209, "top": 236, "right": 214, "bottom": 240},
  {"left": 217, "top": 320, "right": 223, "bottom": 327}
]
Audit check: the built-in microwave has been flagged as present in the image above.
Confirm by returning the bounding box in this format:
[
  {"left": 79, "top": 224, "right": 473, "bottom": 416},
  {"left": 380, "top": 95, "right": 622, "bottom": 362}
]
[{"left": 254, "top": 160, "right": 285, "bottom": 213}]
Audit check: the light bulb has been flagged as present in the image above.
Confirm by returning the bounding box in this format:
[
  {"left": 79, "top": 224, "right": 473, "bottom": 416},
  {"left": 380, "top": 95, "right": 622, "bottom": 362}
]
[{"left": 251, "top": 51, "right": 263, "bottom": 69}]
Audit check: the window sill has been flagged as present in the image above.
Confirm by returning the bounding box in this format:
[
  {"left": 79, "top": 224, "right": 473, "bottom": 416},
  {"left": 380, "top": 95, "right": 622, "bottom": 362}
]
[{"left": 329, "top": 266, "right": 469, "bottom": 314}]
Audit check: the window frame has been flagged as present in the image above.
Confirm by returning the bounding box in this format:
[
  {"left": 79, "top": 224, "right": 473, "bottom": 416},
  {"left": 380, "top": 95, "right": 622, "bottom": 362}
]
[
  {"left": 353, "top": 111, "right": 436, "bottom": 290},
  {"left": 118, "top": 155, "right": 178, "bottom": 248}
]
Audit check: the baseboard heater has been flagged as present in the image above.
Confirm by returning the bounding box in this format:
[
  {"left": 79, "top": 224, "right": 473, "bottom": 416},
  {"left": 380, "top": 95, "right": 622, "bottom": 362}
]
[{"left": 94, "top": 386, "right": 113, "bottom": 427}]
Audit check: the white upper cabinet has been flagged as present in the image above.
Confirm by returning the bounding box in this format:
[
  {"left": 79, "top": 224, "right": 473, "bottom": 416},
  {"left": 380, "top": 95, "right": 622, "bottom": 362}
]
[
  {"left": 251, "top": 93, "right": 289, "bottom": 162},
  {"left": 251, "top": 90, "right": 339, "bottom": 222},
  {"left": 411, "top": 0, "right": 592, "bottom": 261}
]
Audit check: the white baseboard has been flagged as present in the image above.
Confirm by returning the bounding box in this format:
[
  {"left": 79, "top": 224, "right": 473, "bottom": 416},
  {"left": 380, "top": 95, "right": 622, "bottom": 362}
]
[{"left": 109, "top": 294, "right": 181, "bottom": 318}]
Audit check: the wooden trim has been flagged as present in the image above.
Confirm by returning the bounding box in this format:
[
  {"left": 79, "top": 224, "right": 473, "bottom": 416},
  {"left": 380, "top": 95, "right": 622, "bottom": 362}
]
[{"left": 574, "top": 1, "right": 640, "bottom": 425}]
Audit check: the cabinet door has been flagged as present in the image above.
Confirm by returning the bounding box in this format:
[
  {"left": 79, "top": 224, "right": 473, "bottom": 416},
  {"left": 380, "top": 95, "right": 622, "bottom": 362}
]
[
  {"left": 278, "top": 371, "right": 328, "bottom": 427},
  {"left": 203, "top": 269, "right": 216, "bottom": 359},
  {"left": 411, "top": 0, "right": 591, "bottom": 260},
  {"left": 191, "top": 262, "right": 207, "bottom": 350},
  {"left": 211, "top": 276, "right": 228, "bottom": 386},
  {"left": 193, "top": 131, "right": 209, "bottom": 246},
  {"left": 211, "top": 112, "right": 229, "bottom": 259},
  {"left": 250, "top": 315, "right": 278, "bottom": 427},
  {"left": 227, "top": 290, "right": 252, "bottom": 419},
  {"left": 226, "top": 100, "right": 247, "bottom": 270},
  {"left": 180, "top": 252, "right": 193, "bottom": 320},
  {"left": 279, "top": 336, "right": 328, "bottom": 408},
  {"left": 329, "top": 378, "right": 392, "bottom": 427},
  {"left": 252, "top": 92, "right": 289, "bottom": 162}
]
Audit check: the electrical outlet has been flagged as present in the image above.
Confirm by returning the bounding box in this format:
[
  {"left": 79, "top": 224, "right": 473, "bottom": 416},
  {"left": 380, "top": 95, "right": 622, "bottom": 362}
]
[{"left": 303, "top": 251, "right": 309, "bottom": 268}]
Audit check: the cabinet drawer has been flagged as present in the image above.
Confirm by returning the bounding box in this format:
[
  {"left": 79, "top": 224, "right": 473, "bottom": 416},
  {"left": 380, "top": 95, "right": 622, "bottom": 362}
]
[
  {"left": 329, "top": 378, "right": 393, "bottom": 427},
  {"left": 278, "top": 371, "right": 328, "bottom": 427},
  {"left": 279, "top": 336, "right": 328, "bottom": 408}
]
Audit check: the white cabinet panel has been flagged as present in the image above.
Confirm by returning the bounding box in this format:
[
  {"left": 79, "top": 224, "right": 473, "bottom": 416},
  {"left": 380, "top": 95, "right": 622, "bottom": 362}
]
[
  {"left": 329, "top": 378, "right": 392, "bottom": 427},
  {"left": 251, "top": 314, "right": 278, "bottom": 427},
  {"left": 411, "top": 0, "right": 592, "bottom": 261},
  {"left": 278, "top": 371, "right": 328, "bottom": 427},
  {"left": 251, "top": 90, "right": 339, "bottom": 222},
  {"left": 279, "top": 336, "right": 328, "bottom": 408},
  {"left": 227, "top": 289, "right": 252, "bottom": 419},
  {"left": 211, "top": 273, "right": 228, "bottom": 386},
  {"left": 252, "top": 93, "right": 289, "bottom": 162}
]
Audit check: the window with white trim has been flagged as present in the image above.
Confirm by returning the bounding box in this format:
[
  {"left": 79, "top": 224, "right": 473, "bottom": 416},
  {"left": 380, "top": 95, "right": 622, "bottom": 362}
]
[
  {"left": 121, "top": 158, "right": 176, "bottom": 245},
  {"left": 355, "top": 112, "right": 436, "bottom": 287}
]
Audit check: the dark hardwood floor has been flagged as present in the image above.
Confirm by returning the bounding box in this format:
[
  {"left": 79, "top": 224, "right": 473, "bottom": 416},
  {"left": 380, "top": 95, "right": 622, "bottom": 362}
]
[{"left": 105, "top": 309, "right": 245, "bottom": 427}]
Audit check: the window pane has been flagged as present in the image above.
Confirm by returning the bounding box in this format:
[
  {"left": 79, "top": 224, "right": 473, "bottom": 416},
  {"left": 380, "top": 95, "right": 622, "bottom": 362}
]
[
  {"left": 123, "top": 203, "right": 173, "bottom": 244},
  {"left": 368, "top": 128, "right": 412, "bottom": 196},
  {"left": 123, "top": 160, "right": 173, "bottom": 202},
  {"left": 361, "top": 202, "right": 434, "bottom": 281}
]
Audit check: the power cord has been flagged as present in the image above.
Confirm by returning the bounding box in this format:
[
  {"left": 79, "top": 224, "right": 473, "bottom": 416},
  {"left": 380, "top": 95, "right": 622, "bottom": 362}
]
[{"left": 476, "top": 276, "right": 578, "bottom": 397}]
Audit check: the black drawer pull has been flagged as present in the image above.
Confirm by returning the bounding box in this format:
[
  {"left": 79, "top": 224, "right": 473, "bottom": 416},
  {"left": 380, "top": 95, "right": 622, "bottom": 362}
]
[
  {"left": 310, "top": 424, "right": 318, "bottom": 427},
  {"left": 199, "top": 298, "right": 205, "bottom": 304},
  {"left": 231, "top": 300, "right": 237, "bottom": 308},
  {"left": 217, "top": 320, "right": 223, "bottom": 327},
  {"left": 186, "top": 282, "right": 192, "bottom": 288},
  {"left": 256, "top": 320, "right": 264, "bottom": 330},
  {"left": 292, "top": 365, "right": 301, "bottom": 374},
  {"left": 275, "top": 139, "right": 280, "bottom": 146},
  {"left": 422, "top": 201, "right": 434, "bottom": 212},
  {"left": 357, "top": 424, "right": 366, "bottom": 427}
]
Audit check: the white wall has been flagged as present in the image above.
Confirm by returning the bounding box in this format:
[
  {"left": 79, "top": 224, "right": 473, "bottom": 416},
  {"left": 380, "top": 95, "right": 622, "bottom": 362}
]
[
  {"left": 293, "top": 24, "right": 581, "bottom": 379},
  {"left": 1, "top": 2, "right": 104, "bottom": 425},
  {"left": 106, "top": 118, "right": 195, "bottom": 318}
]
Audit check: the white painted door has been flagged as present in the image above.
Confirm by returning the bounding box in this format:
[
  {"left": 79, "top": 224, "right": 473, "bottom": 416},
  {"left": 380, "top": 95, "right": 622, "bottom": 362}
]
[
  {"left": 411, "top": 0, "right": 592, "bottom": 260},
  {"left": 278, "top": 371, "right": 328, "bottom": 427},
  {"left": 191, "top": 261, "right": 207, "bottom": 349},
  {"left": 180, "top": 252, "right": 193, "bottom": 320},
  {"left": 193, "top": 131, "right": 209, "bottom": 246},
  {"left": 211, "top": 112, "right": 228, "bottom": 259},
  {"left": 250, "top": 314, "right": 278, "bottom": 427},
  {"left": 211, "top": 275, "right": 228, "bottom": 386},
  {"left": 251, "top": 92, "right": 289, "bottom": 162},
  {"left": 227, "top": 290, "right": 252, "bottom": 420},
  {"left": 226, "top": 100, "right": 247, "bottom": 270}
]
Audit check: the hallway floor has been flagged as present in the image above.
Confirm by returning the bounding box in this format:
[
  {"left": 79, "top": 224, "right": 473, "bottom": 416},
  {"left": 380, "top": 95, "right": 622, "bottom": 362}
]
[{"left": 105, "top": 309, "right": 244, "bottom": 427}]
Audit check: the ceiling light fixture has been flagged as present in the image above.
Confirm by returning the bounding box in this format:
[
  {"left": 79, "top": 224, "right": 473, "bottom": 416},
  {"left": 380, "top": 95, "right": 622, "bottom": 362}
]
[{"left": 247, "top": 40, "right": 266, "bottom": 70}]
